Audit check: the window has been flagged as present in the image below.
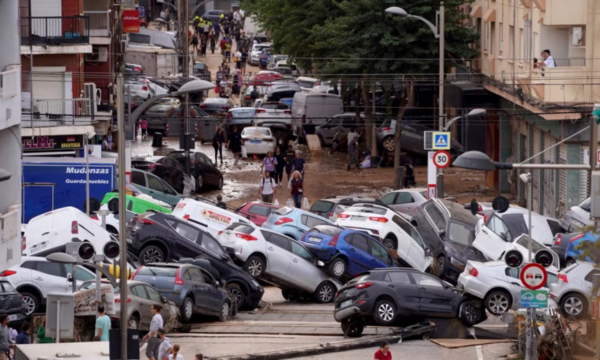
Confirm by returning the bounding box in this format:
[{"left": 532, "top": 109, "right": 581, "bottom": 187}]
[
  {"left": 519, "top": 28, "right": 524, "bottom": 63},
  {"left": 370, "top": 241, "right": 392, "bottom": 266},
  {"left": 484, "top": 22, "right": 488, "bottom": 51},
  {"left": 348, "top": 233, "right": 369, "bottom": 253},
  {"left": 0, "top": 281, "right": 15, "bottom": 293},
  {"left": 248, "top": 205, "right": 272, "bottom": 217},
  {"left": 533, "top": 32, "right": 539, "bottom": 60},
  {"left": 20, "top": 261, "right": 36, "bottom": 270},
  {"left": 486, "top": 215, "right": 513, "bottom": 241},
  {"left": 199, "top": 234, "right": 227, "bottom": 257},
  {"left": 546, "top": 273, "right": 557, "bottom": 288},
  {"left": 499, "top": 23, "right": 503, "bottom": 55},
  {"left": 490, "top": 23, "right": 496, "bottom": 54},
  {"left": 175, "top": 222, "right": 200, "bottom": 243},
  {"left": 387, "top": 272, "right": 411, "bottom": 284},
  {"left": 411, "top": 273, "right": 443, "bottom": 288},
  {"left": 392, "top": 216, "right": 425, "bottom": 249},
  {"left": 136, "top": 267, "right": 178, "bottom": 277},
  {"left": 313, "top": 225, "right": 343, "bottom": 237},
  {"left": 148, "top": 175, "right": 166, "bottom": 192},
  {"left": 266, "top": 233, "right": 290, "bottom": 251},
  {"left": 380, "top": 193, "right": 396, "bottom": 205},
  {"left": 394, "top": 192, "right": 413, "bottom": 204},
  {"left": 341, "top": 117, "right": 356, "bottom": 128},
  {"left": 127, "top": 200, "right": 133, "bottom": 212},
  {"left": 580, "top": 198, "right": 591, "bottom": 212},
  {"left": 525, "top": 20, "right": 532, "bottom": 62},
  {"left": 183, "top": 269, "right": 192, "bottom": 280},
  {"left": 64, "top": 265, "right": 95, "bottom": 281},
  {"left": 291, "top": 242, "right": 314, "bottom": 262},
  {"left": 144, "top": 285, "right": 163, "bottom": 302},
  {"left": 506, "top": 267, "right": 519, "bottom": 279},
  {"left": 509, "top": 25, "right": 515, "bottom": 60},
  {"left": 424, "top": 204, "right": 445, "bottom": 230},
  {"left": 584, "top": 269, "right": 600, "bottom": 283},
  {"left": 227, "top": 223, "right": 255, "bottom": 234},
  {"left": 301, "top": 215, "right": 329, "bottom": 228},
  {"left": 501, "top": 214, "right": 528, "bottom": 237},
  {"left": 131, "top": 285, "right": 147, "bottom": 298},
  {"left": 186, "top": 267, "right": 205, "bottom": 283},
  {"left": 448, "top": 221, "right": 476, "bottom": 246},
  {"left": 36, "top": 262, "right": 62, "bottom": 277},
  {"left": 547, "top": 220, "right": 561, "bottom": 236},
  {"left": 132, "top": 171, "right": 146, "bottom": 187}
]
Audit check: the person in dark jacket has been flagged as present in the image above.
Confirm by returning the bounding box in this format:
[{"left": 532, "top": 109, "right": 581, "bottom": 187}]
[
  {"left": 274, "top": 146, "right": 286, "bottom": 187},
  {"left": 212, "top": 127, "right": 225, "bottom": 165},
  {"left": 216, "top": 195, "right": 227, "bottom": 209},
  {"left": 227, "top": 126, "right": 243, "bottom": 165}
]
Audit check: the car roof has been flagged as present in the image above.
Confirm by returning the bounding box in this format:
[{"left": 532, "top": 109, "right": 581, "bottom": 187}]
[{"left": 143, "top": 262, "right": 187, "bottom": 268}]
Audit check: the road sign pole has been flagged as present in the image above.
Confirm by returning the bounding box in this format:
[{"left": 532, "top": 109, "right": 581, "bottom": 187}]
[
  {"left": 428, "top": 152, "right": 437, "bottom": 199},
  {"left": 525, "top": 307, "right": 532, "bottom": 360}
]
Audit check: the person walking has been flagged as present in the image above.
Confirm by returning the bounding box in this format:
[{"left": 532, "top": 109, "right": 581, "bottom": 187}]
[
  {"left": 140, "top": 118, "right": 148, "bottom": 140},
  {"left": 274, "top": 147, "right": 286, "bottom": 187},
  {"left": 374, "top": 342, "right": 392, "bottom": 360},
  {"left": 16, "top": 322, "right": 30, "bottom": 345},
  {"left": 94, "top": 305, "right": 111, "bottom": 342},
  {"left": 168, "top": 344, "right": 183, "bottom": 360},
  {"left": 224, "top": 41, "right": 232, "bottom": 63},
  {"left": 347, "top": 133, "right": 360, "bottom": 171},
  {"left": 142, "top": 305, "right": 163, "bottom": 360},
  {"left": 241, "top": 48, "right": 248, "bottom": 75},
  {"left": 0, "top": 315, "right": 12, "bottom": 360},
  {"left": 258, "top": 170, "right": 276, "bottom": 203},
  {"left": 209, "top": 29, "right": 217, "bottom": 54},
  {"left": 261, "top": 151, "right": 278, "bottom": 180},
  {"left": 291, "top": 150, "right": 306, "bottom": 177},
  {"left": 288, "top": 171, "right": 304, "bottom": 208},
  {"left": 200, "top": 34, "right": 207, "bottom": 57},
  {"left": 36, "top": 317, "right": 53, "bottom": 343},
  {"left": 284, "top": 144, "right": 295, "bottom": 183},
  {"left": 227, "top": 126, "right": 243, "bottom": 165},
  {"left": 156, "top": 328, "right": 171, "bottom": 360},
  {"left": 191, "top": 33, "right": 199, "bottom": 53},
  {"left": 212, "top": 127, "right": 225, "bottom": 165}
]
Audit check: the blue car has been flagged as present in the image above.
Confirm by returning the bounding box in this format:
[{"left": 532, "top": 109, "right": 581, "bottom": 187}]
[
  {"left": 565, "top": 231, "right": 598, "bottom": 267},
  {"left": 300, "top": 225, "right": 396, "bottom": 279},
  {"left": 262, "top": 206, "right": 334, "bottom": 240}
]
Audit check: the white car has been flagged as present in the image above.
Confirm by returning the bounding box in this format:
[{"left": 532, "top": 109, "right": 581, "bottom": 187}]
[
  {"left": 498, "top": 235, "right": 561, "bottom": 269},
  {"left": 0, "top": 256, "right": 95, "bottom": 315},
  {"left": 560, "top": 197, "right": 593, "bottom": 232},
  {"left": 458, "top": 260, "right": 558, "bottom": 315},
  {"left": 90, "top": 204, "right": 138, "bottom": 235},
  {"left": 550, "top": 261, "right": 599, "bottom": 318},
  {"left": 379, "top": 188, "right": 429, "bottom": 216},
  {"left": 24, "top": 207, "right": 113, "bottom": 258},
  {"left": 254, "top": 102, "right": 292, "bottom": 131},
  {"left": 217, "top": 222, "right": 342, "bottom": 302},
  {"left": 250, "top": 42, "right": 271, "bottom": 65},
  {"left": 241, "top": 127, "right": 276, "bottom": 155},
  {"left": 335, "top": 204, "right": 432, "bottom": 272},
  {"left": 297, "top": 77, "right": 319, "bottom": 92}
]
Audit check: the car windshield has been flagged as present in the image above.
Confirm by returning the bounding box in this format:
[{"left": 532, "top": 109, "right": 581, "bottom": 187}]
[
  {"left": 137, "top": 266, "right": 178, "bottom": 277},
  {"left": 501, "top": 213, "right": 529, "bottom": 237},
  {"left": 447, "top": 221, "right": 476, "bottom": 246},
  {"left": 81, "top": 282, "right": 120, "bottom": 294},
  {"left": 262, "top": 103, "right": 289, "bottom": 110},
  {"left": 242, "top": 128, "right": 271, "bottom": 136},
  {"left": 311, "top": 200, "right": 334, "bottom": 213},
  {"left": 580, "top": 197, "right": 591, "bottom": 212},
  {"left": 312, "top": 225, "right": 343, "bottom": 237},
  {"left": 298, "top": 80, "right": 315, "bottom": 88},
  {"left": 275, "top": 206, "right": 294, "bottom": 215},
  {"left": 226, "top": 223, "right": 255, "bottom": 234},
  {"left": 348, "top": 206, "right": 387, "bottom": 215},
  {"left": 276, "top": 68, "right": 293, "bottom": 74}
]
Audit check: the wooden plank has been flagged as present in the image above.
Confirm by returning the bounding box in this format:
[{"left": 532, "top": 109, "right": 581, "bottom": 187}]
[
  {"left": 306, "top": 134, "right": 321, "bottom": 151},
  {"left": 431, "top": 339, "right": 515, "bottom": 349}
]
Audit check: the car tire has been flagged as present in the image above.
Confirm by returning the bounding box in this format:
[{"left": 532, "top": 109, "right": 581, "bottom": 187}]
[
  {"left": 219, "top": 300, "right": 230, "bottom": 322},
  {"left": 459, "top": 301, "right": 481, "bottom": 326},
  {"left": 281, "top": 289, "right": 292, "bottom": 301},
  {"left": 374, "top": 299, "right": 396, "bottom": 326},
  {"left": 484, "top": 290, "right": 512, "bottom": 315},
  {"left": 436, "top": 255, "right": 447, "bottom": 279},
  {"left": 21, "top": 292, "right": 39, "bottom": 316},
  {"left": 225, "top": 283, "right": 245, "bottom": 309},
  {"left": 140, "top": 245, "right": 165, "bottom": 264},
  {"left": 561, "top": 293, "right": 587, "bottom": 318},
  {"left": 180, "top": 297, "right": 194, "bottom": 323},
  {"left": 382, "top": 136, "right": 395, "bottom": 152},
  {"left": 341, "top": 318, "right": 364, "bottom": 337},
  {"left": 244, "top": 256, "right": 265, "bottom": 277},
  {"left": 328, "top": 258, "right": 347, "bottom": 278},
  {"left": 382, "top": 237, "right": 397, "bottom": 250},
  {"left": 313, "top": 282, "right": 335, "bottom": 303},
  {"left": 128, "top": 314, "right": 140, "bottom": 329}
]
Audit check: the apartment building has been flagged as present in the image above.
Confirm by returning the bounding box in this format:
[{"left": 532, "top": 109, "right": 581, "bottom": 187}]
[{"left": 448, "top": 0, "right": 600, "bottom": 217}]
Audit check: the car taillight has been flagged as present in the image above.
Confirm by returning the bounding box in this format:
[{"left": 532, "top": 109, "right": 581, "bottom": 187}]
[
  {"left": 468, "top": 267, "right": 478, "bottom": 277},
  {"left": 22, "top": 236, "right": 26, "bottom": 251},
  {"left": 558, "top": 273, "right": 568, "bottom": 283},
  {"left": 570, "top": 234, "right": 584, "bottom": 243},
  {"left": 283, "top": 110, "right": 291, "bottom": 114},
  {"left": 71, "top": 221, "right": 78, "bottom": 234},
  {"left": 200, "top": 104, "right": 208, "bottom": 108},
  {"left": 274, "top": 217, "right": 293, "bottom": 225},
  {"left": 115, "top": 298, "right": 132, "bottom": 303},
  {"left": 338, "top": 213, "right": 350, "bottom": 219},
  {"left": 218, "top": 231, "right": 223, "bottom": 236},
  {"left": 355, "top": 282, "right": 373, "bottom": 289},
  {"left": 90, "top": 215, "right": 98, "bottom": 220},
  {"left": 328, "top": 234, "right": 340, "bottom": 247},
  {"left": 235, "top": 233, "right": 258, "bottom": 241},
  {"left": 136, "top": 217, "right": 155, "bottom": 225},
  {"left": 483, "top": 215, "right": 488, "bottom": 223},
  {"left": 380, "top": 127, "right": 391, "bottom": 132},
  {"left": 130, "top": 266, "right": 142, "bottom": 280},
  {"left": 175, "top": 268, "right": 185, "bottom": 285},
  {"left": 555, "top": 235, "right": 562, "bottom": 246},
  {"left": 227, "top": 112, "right": 233, "bottom": 118},
  {"left": 328, "top": 212, "right": 334, "bottom": 218},
  {"left": 369, "top": 217, "right": 388, "bottom": 223},
  {"left": 147, "top": 163, "right": 156, "bottom": 169},
  {"left": 255, "top": 109, "right": 266, "bottom": 113},
  {"left": 142, "top": 86, "right": 148, "bottom": 91},
  {"left": 0, "top": 270, "right": 16, "bottom": 277},
  {"left": 183, "top": 214, "right": 190, "bottom": 220}
]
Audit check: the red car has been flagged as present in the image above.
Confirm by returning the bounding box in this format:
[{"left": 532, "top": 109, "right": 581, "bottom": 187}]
[
  {"left": 236, "top": 201, "right": 281, "bottom": 226},
  {"left": 251, "top": 71, "right": 283, "bottom": 86}
]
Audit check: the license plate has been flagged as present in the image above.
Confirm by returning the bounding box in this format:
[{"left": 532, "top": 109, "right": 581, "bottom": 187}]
[
  {"left": 238, "top": 112, "right": 251, "bottom": 117},
  {"left": 250, "top": 140, "right": 261, "bottom": 144},
  {"left": 351, "top": 216, "right": 366, "bottom": 221},
  {"left": 340, "top": 300, "right": 352, "bottom": 308},
  {"left": 8, "top": 314, "right": 17, "bottom": 321},
  {"left": 30, "top": 242, "right": 48, "bottom": 254},
  {"left": 308, "top": 236, "right": 321, "bottom": 243}
]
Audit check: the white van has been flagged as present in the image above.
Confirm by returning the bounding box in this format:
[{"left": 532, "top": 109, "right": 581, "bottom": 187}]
[
  {"left": 171, "top": 198, "right": 252, "bottom": 238},
  {"left": 291, "top": 93, "right": 344, "bottom": 130},
  {"left": 24, "top": 207, "right": 112, "bottom": 257}
]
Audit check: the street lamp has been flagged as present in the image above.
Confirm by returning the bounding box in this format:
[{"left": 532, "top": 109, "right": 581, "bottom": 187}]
[
  {"left": 386, "top": 3, "right": 446, "bottom": 197},
  {"left": 453, "top": 151, "right": 590, "bottom": 171},
  {"left": 443, "top": 108, "right": 486, "bottom": 131}
]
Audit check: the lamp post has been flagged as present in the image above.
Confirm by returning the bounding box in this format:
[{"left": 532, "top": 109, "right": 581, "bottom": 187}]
[
  {"left": 386, "top": 3, "right": 445, "bottom": 197},
  {"left": 443, "top": 108, "right": 486, "bottom": 131}
]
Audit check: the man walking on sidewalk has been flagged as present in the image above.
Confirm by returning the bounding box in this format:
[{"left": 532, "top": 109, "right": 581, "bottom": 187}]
[{"left": 258, "top": 170, "right": 276, "bottom": 203}]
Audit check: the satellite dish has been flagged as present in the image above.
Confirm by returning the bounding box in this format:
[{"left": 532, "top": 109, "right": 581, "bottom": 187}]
[
  {"left": 492, "top": 196, "right": 510, "bottom": 213},
  {"left": 469, "top": 199, "right": 479, "bottom": 216}
]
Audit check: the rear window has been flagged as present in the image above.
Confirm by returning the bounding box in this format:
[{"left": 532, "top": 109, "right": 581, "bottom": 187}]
[
  {"left": 349, "top": 206, "right": 387, "bottom": 215},
  {"left": 262, "top": 103, "right": 289, "bottom": 110},
  {"left": 275, "top": 206, "right": 294, "bottom": 215},
  {"left": 346, "top": 273, "right": 371, "bottom": 286},
  {"left": 0, "top": 281, "right": 15, "bottom": 293},
  {"left": 242, "top": 128, "right": 271, "bottom": 136},
  {"left": 136, "top": 267, "right": 178, "bottom": 277},
  {"left": 310, "top": 200, "right": 335, "bottom": 213},
  {"left": 226, "top": 223, "right": 255, "bottom": 234},
  {"left": 312, "top": 225, "right": 343, "bottom": 237},
  {"left": 580, "top": 198, "right": 591, "bottom": 212}
]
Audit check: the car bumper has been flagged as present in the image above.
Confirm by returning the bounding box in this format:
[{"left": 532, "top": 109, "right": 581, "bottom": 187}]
[
  {"left": 6, "top": 311, "right": 27, "bottom": 326},
  {"left": 245, "top": 143, "right": 275, "bottom": 155},
  {"left": 334, "top": 306, "right": 363, "bottom": 322},
  {"left": 457, "top": 273, "right": 487, "bottom": 300},
  {"left": 222, "top": 241, "right": 253, "bottom": 263},
  {"left": 246, "top": 288, "right": 264, "bottom": 308}
]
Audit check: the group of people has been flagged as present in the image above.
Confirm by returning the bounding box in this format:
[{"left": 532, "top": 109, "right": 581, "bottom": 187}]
[
  {"left": 258, "top": 145, "right": 306, "bottom": 208},
  {"left": 0, "top": 314, "right": 55, "bottom": 360}
]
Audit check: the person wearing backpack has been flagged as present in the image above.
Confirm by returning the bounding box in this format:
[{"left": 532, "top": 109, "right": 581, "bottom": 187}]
[
  {"left": 258, "top": 170, "right": 277, "bottom": 203},
  {"left": 261, "top": 150, "right": 278, "bottom": 181}
]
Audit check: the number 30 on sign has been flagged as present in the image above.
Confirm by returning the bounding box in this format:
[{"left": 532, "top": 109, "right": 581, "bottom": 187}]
[{"left": 433, "top": 150, "right": 451, "bottom": 168}]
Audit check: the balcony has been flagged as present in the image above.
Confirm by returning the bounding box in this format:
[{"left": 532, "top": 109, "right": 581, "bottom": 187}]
[
  {"left": 543, "top": 0, "right": 587, "bottom": 26},
  {"left": 83, "top": 11, "right": 110, "bottom": 37},
  {"left": 20, "top": 16, "right": 89, "bottom": 46},
  {"left": 22, "top": 98, "right": 94, "bottom": 127},
  {"left": 517, "top": 67, "right": 591, "bottom": 104}
]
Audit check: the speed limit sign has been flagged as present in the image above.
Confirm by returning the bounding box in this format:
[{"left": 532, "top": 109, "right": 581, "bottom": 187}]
[{"left": 433, "top": 150, "right": 451, "bottom": 168}]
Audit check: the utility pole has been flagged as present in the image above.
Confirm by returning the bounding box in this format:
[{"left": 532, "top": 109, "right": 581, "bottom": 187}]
[
  {"left": 180, "top": 0, "right": 192, "bottom": 175},
  {"left": 436, "top": 2, "right": 445, "bottom": 198}
]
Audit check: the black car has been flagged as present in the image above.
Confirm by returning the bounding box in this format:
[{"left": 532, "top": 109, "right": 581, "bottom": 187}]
[
  {"left": 551, "top": 232, "right": 580, "bottom": 269},
  {"left": 411, "top": 199, "right": 487, "bottom": 283},
  {"left": 126, "top": 212, "right": 264, "bottom": 309},
  {"left": 131, "top": 263, "right": 231, "bottom": 322},
  {"left": 333, "top": 268, "right": 486, "bottom": 337},
  {"left": 309, "top": 196, "right": 384, "bottom": 219},
  {"left": 0, "top": 280, "right": 27, "bottom": 327}
]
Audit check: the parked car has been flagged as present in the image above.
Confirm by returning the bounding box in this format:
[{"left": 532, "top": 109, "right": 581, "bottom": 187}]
[
  {"left": 1, "top": 256, "right": 95, "bottom": 315},
  {"left": 236, "top": 201, "right": 281, "bottom": 226},
  {"left": 226, "top": 107, "right": 256, "bottom": 131},
  {"left": 333, "top": 268, "right": 486, "bottom": 337},
  {"left": 267, "top": 54, "right": 288, "bottom": 70},
  {"left": 279, "top": 98, "right": 294, "bottom": 107},
  {"left": 264, "top": 83, "right": 301, "bottom": 103},
  {"left": 254, "top": 102, "right": 292, "bottom": 131},
  {"left": 315, "top": 113, "right": 387, "bottom": 147},
  {"left": 131, "top": 168, "right": 183, "bottom": 207},
  {"left": 379, "top": 188, "right": 429, "bottom": 216},
  {"left": 241, "top": 127, "right": 276, "bottom": 155},
  {"left": 145, "top": 103, "right": 211, "bottom": 135},
  {"left": 411, "top": 199, "right": 487, "bottom": 283},
  {"left": 263, "top": 206, "right": 335, "bottom": 240},
  {"left": 242, "top": 86, "right": 267, "bottom": 107},
  {"left": 24, "top": 207, "right": 113, "bottom": 258},
  {"left": 458, "top": 260, "right": 558, "bottom": 315},
  {"left": 171, "top": 198, "right": 252, "bottom": 238},
  {"left": 101, "top": 192, "right": 172, "bottom": 215},
  {"left": 550, "top": 261, "right": 598, "bottom": 318},
  {"left": 249, "top": 43, "right": 271, "bottom": 65},
  {"left": 273, "top": 66, "right": 295, "bottom": 80},
  {"left": 252, "top": 70, "right": 283, "bottom": 85},
  {"left": 217, "top": 222, "right": 341, "bottom": 302},
  {"left": 199, "top": 97, "right": 236, "bottom": 114},
  {"left": 0, "top": 280, "right": 28, "bottom": 327},
  {"left": 131, "top": 263, "right": 231, "bottom": 322},
  {"left": 376, "top": 120, "right": 463, "bottom": 155},
  {"left": 78, "top": 279, "right": 179, "bottom": 330},
  {"left": 560, "top": 197, "right": 593, "bottom": 232},
  {"left": 309, "top": 196, "right": 383, "bottom": 222},
  {"left": 297, "top": 77, "right": 318, "bottom": 91},
  {"left": 565, "top": 231, "right": 597, "bottom": 267},
  {"left": 291, "top": 93, "right": 344, "bottom": 131},
  {"left": 300, "top": 225, "right": 396, "bottom": 278},
  {"left": 91, "top": 205, "right": 137, "bottom": 235},
  {"left": 193, "top": 61, "right": 211, "bottom": 82}
]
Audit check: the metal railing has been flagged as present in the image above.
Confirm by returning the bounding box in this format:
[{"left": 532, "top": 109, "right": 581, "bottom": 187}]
[
  {"left": 0, "top": 68, "right": 19, "bottom": 99},
  {"left": 83, "top": 11, "right": 110, "bottom": 37},
  {"left": 21, "top": 16, "right": 89, "bottom": 45},
  {"left": 23, "top": 98, "right": 93, "bottom": 126}
]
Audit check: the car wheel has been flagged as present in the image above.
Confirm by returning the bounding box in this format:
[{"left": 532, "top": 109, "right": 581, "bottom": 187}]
[
  {"left": 313, "top": 282, "right": 335, "bottom": 303},
  {"left": 219, "top": 301, "right": 230, "bottom": 322},
  {"left": 565, "top": 258, "right": 576, "bottom": 268},
  {"left": 459, "top": 301, "right": 481, "bottom": 326},
  {"left": 244, "top": 256, "right": 265, "bottom": 277},
  {"left": 196, "top": 175, "right": 204, "bottom": 192},
  {"left": 382, "top": 136, "right": 395, "bottom": 152},
  {"left": 484, "top": 290, "right": 512, "bottom": 315},
  {"left": 436, "top": 255, "right": 446, "bottom": 279},
  {"left": 180, "top": 297, "right": 194, "bottom": 323},
  {"left": 328, "top": 258, "right": 347, "bottom": 278},
  {"left": 382, "top": 237, "right": 397, "bottom": 250},
  {"left": 140, "top": 245, "right": 164, "bottom": 264},
  {"left": 374, "top": 299, "right": 396, "bottom": 326},
  {"left": 21, "top": 292, "right": 39, "bottom": 316},
  {"left": 341, "top": 318, "right": 364, "bottom": 337},
  {"left": 225, "top": 283, "right": 245, "bottom": 309},
  {"left": 128, "top": 315, "right": 139, "bottom": 329},
  {"left": 561, "top": 293, "right": 586, "bottom": 318},
  {"left": 281, "top": 289, "right": 292, "bottom": 301}
]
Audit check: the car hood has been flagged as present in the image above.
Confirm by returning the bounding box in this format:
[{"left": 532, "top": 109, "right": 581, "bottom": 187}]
[{"left": 445, "top": 241, "right": 486, "bottom": 263}]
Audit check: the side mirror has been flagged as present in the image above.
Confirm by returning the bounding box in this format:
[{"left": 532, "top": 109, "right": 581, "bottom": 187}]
[
  {"left": 317, "top": 260, "right": 325, "bottom": 267},
  {"left": 424, "top": 248, "right": 432, "bottom": 257}
]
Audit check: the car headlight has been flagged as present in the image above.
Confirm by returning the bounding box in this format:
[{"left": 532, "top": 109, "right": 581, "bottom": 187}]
[{"left": 450, "top": 257, "right": 465, "bottom": 271}]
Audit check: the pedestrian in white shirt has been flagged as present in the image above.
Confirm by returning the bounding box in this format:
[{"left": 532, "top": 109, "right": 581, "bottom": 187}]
[
  {"left": 258, "top": 170, "right": 276, "bottom": 203},
  {"left": 142, "top": 305, "right": 163, "bottom": 360},
  {"left": 539, "top": 49, "right": 556, "bottom": 68},
  {"left": 157, "top": 328, "right": 171, "bottom": 360},
  {"left": 168, "top": 344, "right": 184, "bottom": 360}
]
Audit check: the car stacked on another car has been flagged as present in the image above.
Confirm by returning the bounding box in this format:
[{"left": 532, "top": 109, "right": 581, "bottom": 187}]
[
  {"left": 560, "top": 197, "right": 593, "bottom": 232},
  {"left": 0, "top": 280, "right": 27, "bottom": 327},
  {"left": 263, "top": 206, "right": 335, "bottom": 240},
  {"left": 550, "top": 261, "right": 598, "bottom": 318},
  {"left": 309, "top": 196, "right": 383, "bottom": 222},
  {"left": 235, "top": 201, "right": 281, "bottom": 226},
  {"left": 379, "top": 188, "right": 429, "bottom": 216}
]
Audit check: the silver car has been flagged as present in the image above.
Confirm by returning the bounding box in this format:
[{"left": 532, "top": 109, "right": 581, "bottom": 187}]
[
  {"left": 376, "top": 120, "right": 464, "bottom": 155},
  {"left": 250, "top": 43, "right": 271, "bottom": 65},
  {"left": 550, "top": 261, "right": 598, "bottom": 318},
  {"left": 316, "top": 113, "right": 388, "bottom": 146},
  {"left": 78, "top": 279, "right": 180, "bottom": 330},
  {"left": 379, "top": 188, "right": 429, "bottom": 216},
  {"left": 560, "top": 197, "right": 593, "bottom": 232}
]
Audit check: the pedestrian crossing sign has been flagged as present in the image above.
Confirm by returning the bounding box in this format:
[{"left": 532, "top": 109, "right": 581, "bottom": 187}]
[{"left": 432, "top": 132, "right": 451, "bottom": 150}]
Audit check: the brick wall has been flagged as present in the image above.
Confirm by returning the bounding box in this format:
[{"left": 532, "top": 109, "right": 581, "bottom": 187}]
[
  {"left": 85, "top": 55, "right": 111, "bottom": 105},
  {"left": 62, "top": 0, "right": 82, "bottom": 17},
  {"left": 21, "top": 54, "right": 84, "bottom": 99}
]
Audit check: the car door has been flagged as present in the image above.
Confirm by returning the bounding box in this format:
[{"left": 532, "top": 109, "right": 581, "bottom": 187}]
[
  {"left": 287, "top": 241, "right": 322, "bottom": 292},
  {"left": 379, "top": 193, "right": 397, "bottom": 208},
  {"left": 300, "top": 215, "right": 330, "bottom": 238},
  {"left": 146, "top": 172, "right": 175, "bottom": 206},
  {"left": 199, "top": 153, "right": 220, "bottom": 186},
  {"left": 422, "top": 203, "right": 448, "bottom": 247},
  {"left": 385, "top": 271, "right": 420, "bottom": 314},
  {"left": 473, "top": 214, "right": 513, "bottom": 260},
  {"left": 170, "top": 221, "right": 203, "bottom": 259},
  {"left": 32, "top": 261, "right": 69, "bottom": 296},
  {"left": 368, "top": 238, "right": 394, "bottom": 269},
  {"left": 263, "top": 232, "right": 293, "bottom": 280},
  {"left": 321, "top": 117, "right": 341, "bottom": 142},
  {"left": 392, "top": 216, "right": 430, "bottom": 271},
  {"left": 344, "top": 233, "right": 374, "bottom": 274},
  {"left": 143, "top": 285, "right": 169, "bottom": 324},
  {"left": 131, "top": 170, "right": 148, "bottom": 191},
  {"left": 130, "top": 285, "right": 152, "bottom": 329},
  {"left": 410, "top": 272, "right": 455, "bottom": 317},
  {"left": 199, "top": 268, "right": 224, "bottom": 315},
  {"left": 504, "top": 267, "right": 527, "bottom": 309},
  {"left": 391, "top": 192, "right": 417, "bottom": 215},
  {"left": 389, "top": 214, "right": 414, "bottom": 262},
  {"left": 184, "top": 267, "right": 214, "bottom": 314}
]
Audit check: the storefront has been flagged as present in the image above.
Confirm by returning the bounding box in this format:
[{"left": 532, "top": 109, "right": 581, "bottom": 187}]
[{"left": 22, "top": 125, "right": 94, "bottom": 157}]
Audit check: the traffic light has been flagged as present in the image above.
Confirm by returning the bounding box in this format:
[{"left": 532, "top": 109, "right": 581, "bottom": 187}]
[
  {"left": 534, "top": 249, "right": 554, "bottom": 268},
  {"left": 78, "top": 242, "right": 95, "bottom": 261},
  {"left": 103, "top": 241, "right": 120, "bottom": 260},
  {"left": 504, "top": 249, "right": 523, "bottom": 268}
]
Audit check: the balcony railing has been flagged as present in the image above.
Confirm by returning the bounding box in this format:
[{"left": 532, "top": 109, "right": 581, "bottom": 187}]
[
  {"left": 21, "top": 16, "right": 89, "bottom": 45},
  {"left": 22, "top": 98, "right": 94, "bottom": 127},
  {"left": 83, "top": 11, "right": 110, "bottom": 37},
  {"left": 517, "top": 67, "right": 591, "bottom": 104},
  {"left": 0, "top": 69, "right": 19, "bottom": 100}
]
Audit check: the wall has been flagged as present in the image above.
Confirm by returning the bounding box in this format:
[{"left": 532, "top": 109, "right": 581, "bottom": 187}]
[
  {"left": 84, "top": 58, "right": 111, "bottom": 104},
  {"left": 21, "top": 54, "right": 84, "bottom": 99}
]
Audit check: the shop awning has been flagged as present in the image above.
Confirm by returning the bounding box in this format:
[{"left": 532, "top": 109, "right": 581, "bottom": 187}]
[
  {"left": 483, "top": 9, "right": 496, "bottom": 22},
  {"left": 21, "top": 125, "right": 95, "bottom": 137},
  {"left": 470, "top": 5, "right": 482, "bottom": 19}
]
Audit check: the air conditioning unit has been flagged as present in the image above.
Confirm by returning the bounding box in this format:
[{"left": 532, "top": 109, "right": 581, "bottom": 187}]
[
  {"left": 85, "top": 46, "right": 108, "bottom": 62},
  {"left": 84, "top": 83, "right": 101, "bottom": 118},
  {"left": 572, "top": 27, "right": 584, "bottom": 46}
]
